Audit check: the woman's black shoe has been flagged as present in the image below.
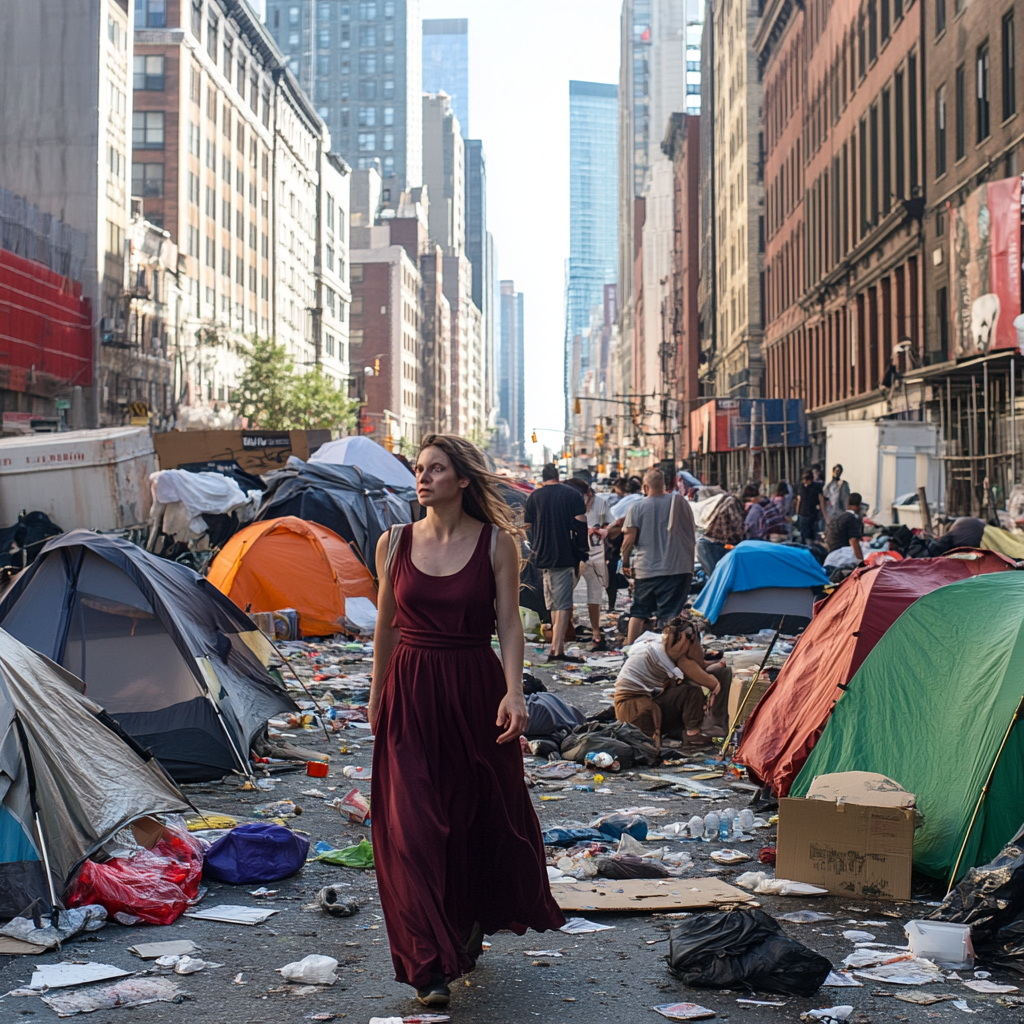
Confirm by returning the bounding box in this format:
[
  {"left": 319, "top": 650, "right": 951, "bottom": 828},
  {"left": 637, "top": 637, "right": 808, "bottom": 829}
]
[{"left": 415, "top": 975, "right": 451, "bottom": 1007}]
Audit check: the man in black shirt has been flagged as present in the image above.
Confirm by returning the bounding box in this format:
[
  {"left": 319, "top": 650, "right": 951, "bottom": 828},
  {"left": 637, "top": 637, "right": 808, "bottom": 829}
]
[
  {"left": 824, "top": 492, "right": 864, "bottom": 561},
  {"left": 793, "top": 469, "right": 824, "bottom": 542},
  {"left": 928, "top": 516, "right": 986, "bottom": 555},
  {"left": 524, "top": 464, "right": 587, "bottom": 662}
]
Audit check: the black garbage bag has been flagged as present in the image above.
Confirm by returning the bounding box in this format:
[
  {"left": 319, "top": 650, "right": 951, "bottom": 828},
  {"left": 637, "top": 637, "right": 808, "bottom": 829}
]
[
  {"left": 560, "top": 721, "right": 658, "bottom": 769},
  {"left": 667, "top": 908, "right": 832, "bottom": 996},
  {"left": 595, "top": 854, "right": 669, "bottom": 879},
  {"left": 931, "top": 837, "right": 1024, "bottom": 968}
]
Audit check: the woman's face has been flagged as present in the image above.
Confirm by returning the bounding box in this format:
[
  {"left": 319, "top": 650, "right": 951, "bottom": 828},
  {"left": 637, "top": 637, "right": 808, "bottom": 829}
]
[{"left": 414, "top": 446, "right": 468, "bottom": 506}]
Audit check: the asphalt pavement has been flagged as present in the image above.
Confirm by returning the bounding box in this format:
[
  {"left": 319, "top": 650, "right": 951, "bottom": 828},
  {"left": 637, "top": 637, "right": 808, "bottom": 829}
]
[{"left": 3, "top": 649, "right": 1024, "bottom": 1024}]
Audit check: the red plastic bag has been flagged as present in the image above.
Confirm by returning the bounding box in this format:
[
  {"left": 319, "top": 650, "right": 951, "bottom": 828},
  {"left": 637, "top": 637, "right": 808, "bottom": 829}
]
[{"left": 66, "top": 822, "right": 204, "bottom": 926}]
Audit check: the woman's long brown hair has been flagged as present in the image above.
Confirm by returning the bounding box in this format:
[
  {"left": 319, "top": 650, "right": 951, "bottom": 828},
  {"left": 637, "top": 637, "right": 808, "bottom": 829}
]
[{"left": 417, "top": 434, "right": 525, "bottom": 540}]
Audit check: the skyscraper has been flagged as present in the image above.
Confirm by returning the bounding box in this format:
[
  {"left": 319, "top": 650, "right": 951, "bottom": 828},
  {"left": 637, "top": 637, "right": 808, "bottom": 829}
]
[
  {"left": 566, "top": 80, "right": 618, "bottom": 428},
  {"left": 465, "top": 139, "right": 493, "bottom": 430},
  {"left": 266, "top": 0, "right": 422, "bottom": 199},
  {"left": 499, "top": 280, "right": 525, "bottom": 459},
  {"left": 422, "top": 18, "right": 468, "bottom": 137}
]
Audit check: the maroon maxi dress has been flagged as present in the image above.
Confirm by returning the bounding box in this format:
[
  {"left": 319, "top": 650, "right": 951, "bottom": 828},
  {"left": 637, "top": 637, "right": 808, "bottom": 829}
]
[{"left": 371, "top": 522, "right": 565, "bottom": 987}]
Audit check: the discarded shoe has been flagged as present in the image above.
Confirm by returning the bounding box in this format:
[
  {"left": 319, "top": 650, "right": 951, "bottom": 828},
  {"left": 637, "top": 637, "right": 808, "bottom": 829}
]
[{"left": 316, "top": 886, "right": 359, "bottom": 917}]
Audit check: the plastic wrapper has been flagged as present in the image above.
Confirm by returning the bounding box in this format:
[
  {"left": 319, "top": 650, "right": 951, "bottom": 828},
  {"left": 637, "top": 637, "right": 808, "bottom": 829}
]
[
  {"left": 65, "top": 820, "right": 203, "bottom": 926},
  {"left": 588, "top": 813, "right": 649, "bottom": 841},
  {"left": 315, "top": 838, "right": 374, "bottom": 870},
  {"left": 667, "top": 908, "right": 833, "bottom": 996}
]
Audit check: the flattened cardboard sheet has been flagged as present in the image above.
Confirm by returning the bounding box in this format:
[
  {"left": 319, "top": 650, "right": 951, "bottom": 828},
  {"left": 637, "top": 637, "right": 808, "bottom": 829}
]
[{"left": 552, "top": 877, "right": 755, "bottom": 912}]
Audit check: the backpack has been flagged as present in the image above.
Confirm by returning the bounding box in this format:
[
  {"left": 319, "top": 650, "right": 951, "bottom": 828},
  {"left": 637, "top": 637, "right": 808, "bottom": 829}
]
[
  {"left": 759, "top": 499, "right": 788, "bottom": 536},
  {"left": 524, "top": 692, "right": 586, "bottom": 741},
  {"left": 560, "top": 721, "right": 659, "bottom": 769}
]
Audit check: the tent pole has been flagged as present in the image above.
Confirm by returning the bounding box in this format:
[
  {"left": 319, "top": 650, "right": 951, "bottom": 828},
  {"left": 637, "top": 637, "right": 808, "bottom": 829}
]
[
  {"left": 33, "top": 811, "right": 60, "bottom": 929},
  {"left": 948, "top": 693, "right": 1024, "bottom": 890},
  {"left": 719, "top": 619, "right": 785, "bottom": 763},
  {"left": 278, "top": 654, "right": 334, "bottom": 743}
]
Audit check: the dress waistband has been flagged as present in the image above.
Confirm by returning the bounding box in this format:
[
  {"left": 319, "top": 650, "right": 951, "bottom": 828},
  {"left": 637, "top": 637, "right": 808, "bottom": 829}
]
[{"left": 398, "top": 628, "right": 493, "bottom": 650}]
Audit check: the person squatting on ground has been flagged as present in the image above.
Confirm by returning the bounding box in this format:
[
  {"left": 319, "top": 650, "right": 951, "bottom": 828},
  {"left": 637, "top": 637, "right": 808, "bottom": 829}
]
[
  {"left": 621, "top": 468, "right": 697, "bottom": 645},
  {"left": 523, "top": 463, "right": 588, "bottom": 662},
  {"left": 369, "top": 435, "right": 564, "bottom": 1008},
  {"left": 613, "top": 617, "right": 733, "bottom": 752}
]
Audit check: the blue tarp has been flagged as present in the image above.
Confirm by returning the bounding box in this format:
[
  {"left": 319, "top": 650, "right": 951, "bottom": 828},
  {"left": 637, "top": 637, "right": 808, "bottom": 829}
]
[{"left": 694, "top": 541, "right": 829, "bottom": 624}]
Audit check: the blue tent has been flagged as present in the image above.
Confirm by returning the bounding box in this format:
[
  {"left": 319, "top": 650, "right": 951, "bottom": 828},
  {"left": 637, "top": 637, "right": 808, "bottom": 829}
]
[{"left": 694, "top": 541, "right": 829, "bottom": 634}]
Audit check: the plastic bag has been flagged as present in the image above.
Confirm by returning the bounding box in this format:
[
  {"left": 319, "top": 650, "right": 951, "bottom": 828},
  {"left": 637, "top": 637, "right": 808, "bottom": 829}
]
[
  {"left": 316, "top": 838, "right": 374, "bottom": 869},
  {"left": 542, "top": 827, "right": 608, "bottom": 847},
  {"left": 65, "top": 820, "right": 203, "bottom": 927},
  {"left": 595, "top": 854, "right": 670, "bottom": 879},
  {"left": 667, "top": 908, "right": 833, "bottom": 996},
  {"left": 589, "top": 813, "right": 649, "bottom": 841},
  {"left": 931, "top": 837, "right": 1024, "bottom": 964},
  {"left": 277, "top": 954, "right": 339, "bottom": 985},
  {"left": 203, "top": 822, "right": 310, "bottom": 884}
]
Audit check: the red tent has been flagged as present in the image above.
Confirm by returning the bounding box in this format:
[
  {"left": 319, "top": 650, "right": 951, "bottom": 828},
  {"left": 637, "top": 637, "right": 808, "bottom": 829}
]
[{"left": 736, "top": 550, "right": 1017, "bottom": 796}]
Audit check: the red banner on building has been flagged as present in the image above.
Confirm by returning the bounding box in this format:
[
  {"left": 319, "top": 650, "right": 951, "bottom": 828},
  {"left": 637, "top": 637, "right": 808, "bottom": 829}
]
[
  {"left": 0, "top": 248, "right": 92, "bottom": 386},
  {"left": 949, "top": 175, "right": 1022, "bottom": 358}
]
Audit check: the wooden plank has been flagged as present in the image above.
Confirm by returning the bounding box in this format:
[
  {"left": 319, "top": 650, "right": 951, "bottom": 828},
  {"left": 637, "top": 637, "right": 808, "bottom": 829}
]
[{"left": 552, "top": 877, "right": 755, "bottom": 913}]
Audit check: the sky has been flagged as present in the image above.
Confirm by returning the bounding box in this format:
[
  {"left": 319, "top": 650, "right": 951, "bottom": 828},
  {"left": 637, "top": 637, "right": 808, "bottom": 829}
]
[{"left": 421, "top": 0, "right": 622, "bottom": 459}]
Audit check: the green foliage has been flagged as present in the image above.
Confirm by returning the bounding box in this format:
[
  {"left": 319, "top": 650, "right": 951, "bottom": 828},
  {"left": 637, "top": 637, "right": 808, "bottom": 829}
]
[{"left": 231, "top": 336, "right": 359, "bottom": 431}]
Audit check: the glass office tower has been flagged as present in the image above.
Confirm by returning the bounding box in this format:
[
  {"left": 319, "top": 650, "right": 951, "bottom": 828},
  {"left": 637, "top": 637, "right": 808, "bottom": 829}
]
[{"left": 422, "top": 18, "right": 468, "bottom": 138}]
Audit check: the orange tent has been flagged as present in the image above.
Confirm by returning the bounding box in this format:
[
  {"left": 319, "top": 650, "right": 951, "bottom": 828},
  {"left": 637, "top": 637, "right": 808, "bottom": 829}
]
[{"left": 208, "top": 517, "right": 377, "bottom": 637}]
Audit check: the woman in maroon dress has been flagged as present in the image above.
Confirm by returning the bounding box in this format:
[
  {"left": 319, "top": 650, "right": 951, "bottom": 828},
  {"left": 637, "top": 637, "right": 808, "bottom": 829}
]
[{"left": 369, "top": 435, "right": 565, "bottom": 1007}]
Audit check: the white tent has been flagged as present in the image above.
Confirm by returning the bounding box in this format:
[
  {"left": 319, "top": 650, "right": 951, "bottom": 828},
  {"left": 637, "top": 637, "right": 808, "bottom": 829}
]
[{"left": 309, "top": 436, "right": 416, "bottom": 489}]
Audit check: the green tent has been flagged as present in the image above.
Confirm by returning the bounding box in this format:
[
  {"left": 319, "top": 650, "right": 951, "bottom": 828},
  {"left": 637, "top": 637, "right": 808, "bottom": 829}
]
[{"left": 792, "top": 571, "right": 1024, "bottom": 884}]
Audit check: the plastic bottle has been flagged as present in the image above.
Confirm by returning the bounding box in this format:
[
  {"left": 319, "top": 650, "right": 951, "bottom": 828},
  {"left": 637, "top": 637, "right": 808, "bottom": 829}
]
[
  {"left": 702, "top": 812, "right": 719, "bottom": 841},
  {"left": 687, "top": 815, "right": 704, "bottom": 839},
  {"left": 739, "top": 808, "right": 755, "bottom": 830},
  {"left": 732, "top": 815, "right": 743, "bottom": 837},
  {"left": 720, "top": 806, "right": 738, "bottom": 825},
  {"left": 585, "top": 752, "right": 615, "bottom": 769},
  {"left": 718, "top": 817, "right": 731, "bottom": 842}
]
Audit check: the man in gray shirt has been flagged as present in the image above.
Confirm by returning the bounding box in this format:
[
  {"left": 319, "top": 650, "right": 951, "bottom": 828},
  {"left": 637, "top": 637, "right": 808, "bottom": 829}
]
[{"left": 621, "top": 467, "right": 697, "bottom": 644}]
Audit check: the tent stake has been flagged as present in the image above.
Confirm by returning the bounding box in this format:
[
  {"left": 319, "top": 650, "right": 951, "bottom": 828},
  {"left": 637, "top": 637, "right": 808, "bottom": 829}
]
[
  {"left": 948, "top": 693, "right": 1024, "bottom": 890},
  {"left": 33, "top": 811, "right": 60, "bottom": 929}
]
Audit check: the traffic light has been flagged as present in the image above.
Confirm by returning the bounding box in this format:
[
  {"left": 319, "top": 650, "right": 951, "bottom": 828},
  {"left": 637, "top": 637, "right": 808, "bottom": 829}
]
[
  {"left": 573, "top": 397, "right": 581, "bottom": 415},
  {"left": 531, "top": 430, "right": 537, "bottom": 444},
  {"left": 595, "top": 422, "right": 606, "bottom": 447}
]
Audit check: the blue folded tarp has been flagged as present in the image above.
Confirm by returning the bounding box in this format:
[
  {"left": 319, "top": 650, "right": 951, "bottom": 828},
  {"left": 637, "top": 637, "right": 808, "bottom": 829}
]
[{"left": 694, "top": 541, "right": 829, "bottom": 624}]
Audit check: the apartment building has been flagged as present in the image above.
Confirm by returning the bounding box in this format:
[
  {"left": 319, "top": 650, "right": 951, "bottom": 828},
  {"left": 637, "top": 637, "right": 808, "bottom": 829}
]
[
  {"left": 316, "top": 151, "right": 352, "bottom": 388},
  {"left": 266, "top": 0, "right": 422, "bottom": 202},
  {"left": 349, "top": 243, "right": 424, "bottom": 449},
  {"left": 709, "top": 0, "right": 764, "bottom": 399},
  {"left": 0, "top": 0, "right": 136, "bottom": 425},
  {"left": 757, "top": 0, "right": 924, "bottom": 443}
]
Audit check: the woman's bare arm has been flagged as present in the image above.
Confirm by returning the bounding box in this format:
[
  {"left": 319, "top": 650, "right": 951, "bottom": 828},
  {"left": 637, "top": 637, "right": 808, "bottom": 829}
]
[
  {"left": 493, "top": 529, "right": 528, "bottom": 744},
  {"left": 368, "top": 530, "right": 401, "bottom": 731}
]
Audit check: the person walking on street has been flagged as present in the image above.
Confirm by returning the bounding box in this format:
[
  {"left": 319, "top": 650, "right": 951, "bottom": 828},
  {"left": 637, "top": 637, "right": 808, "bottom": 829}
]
[
  {"left": 565, "top": 478, "right": 612, "bottom": 650},
  {"left": 824, "top": 491, "right": 865, "bottom": 565},
  {"left": 523, "top": 463, "right": 587, "bottom": 662},
  {"left": 369, "top": 435, "right": 564, "bottom": 1007},
  {"left": 821, "top": 464, "right": 851, "bottom": 522},
  {"left": 605, "top": 476, "right": 642, "bottom": 611},
  {"left": 621, "top": 468, "right": 696, "bottom": 644},
  {"left": 794, "top": 469, "right": 823, "bottom": 542}
]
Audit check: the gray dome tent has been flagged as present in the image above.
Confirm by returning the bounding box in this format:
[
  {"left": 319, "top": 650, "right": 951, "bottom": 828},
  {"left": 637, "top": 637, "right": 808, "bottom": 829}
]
[
  {"left": 0, "top": 531, "right": 297, "bottom": 783},
  {"left": 0, "top": 627, "right": 187, "bottom": 919}
]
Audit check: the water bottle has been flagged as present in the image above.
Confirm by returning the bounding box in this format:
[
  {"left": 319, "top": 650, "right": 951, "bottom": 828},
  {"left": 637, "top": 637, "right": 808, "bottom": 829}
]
[
  {"left": 702, "top": 812, "right": 719, "bottom": 842},
  {"left": 732, "top": 815, "right": 743, "bottom": 837},
  {"left": 686, "top": 815, "right": 704, "bottom": 839},
  {"left": 739, "top": 808, "right": 755, "bottom": 830},
  {"left": 718, "top": 817, "right": 731, "bottom": 842},
  {"left": 720, "top": 807, "right": 738, "bottom": 825}
]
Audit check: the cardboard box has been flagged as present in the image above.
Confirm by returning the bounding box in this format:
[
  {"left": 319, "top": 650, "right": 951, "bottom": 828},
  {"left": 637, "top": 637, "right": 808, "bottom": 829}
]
[
  {"left": 776, "top": 796, "right": 915, "bottom": 900},
  {"left": 153, "top": 429, "right": 331, "bottom": 474}
]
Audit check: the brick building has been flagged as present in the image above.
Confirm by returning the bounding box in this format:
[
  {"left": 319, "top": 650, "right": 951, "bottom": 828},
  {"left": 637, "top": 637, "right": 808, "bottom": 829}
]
[
  {"left": 757, "top": 0, "right": 925, "bottom": 457},
  {"left": 664, "top": 112, "right": 702, "bottom": 457}
]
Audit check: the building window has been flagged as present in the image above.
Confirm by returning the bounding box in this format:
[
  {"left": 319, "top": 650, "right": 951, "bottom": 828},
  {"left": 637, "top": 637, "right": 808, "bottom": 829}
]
[
  {"left": 206, "top": 185, "right": 215, "bottom": 217},
  {"left": 325, "top": 333, "right": 335, "bottom": 357},
  {"left": 867, "top": 0, "right": 877, "bottom": 62},
  {"left": 882, "top": 88, "right": 891, "bottom": 215},
  {"left": 289, "top": 5, "right": 300, "bottom": 24},
  {"left": 187, "top": 225, "right": 199, "bottom": 257},
  {"left": 319, "top": 29, "right": 330, "bottom": 47},
  {"left": 384, "top": 0, "right": 394, "bottom": 15},
  {"left": 206, "top": 236, "right": 215, "bottom": 267},
  {"left": 222, "top": 198, "right": 230, "bottom": 229},
  {"left": 383, "top": 132, "right": 394, "bottom": 151},
  {"left": 977, "top": 43, "right": 991, "bottom": 141},
  {"left": 132, "top": 162, "right": 164, "bottom": 197},
  {"left": 135, "top": 0, "right": 166, "bottom": 28},
  {"left": 191, "top": 0, "right": 202, "bottom": 39},
  {"left": 132, "top": 111, "right": 165, "bottom": 149},
  {"left": 1003, "top": 13, "right": 1016, "bottom": 119},
  {"left": 955, "top": 63, "right": 966, "bottom": 159},
  {"left": 326, "top": 194, "right": 335, "bottom": 231},
  {"left": 236, "top": 256, "right": 244, "bottom": 285},
  {"left": 205, "top": 138, "right": 215, "bottom": 169},
  {"left": 341, "top": 24, "right": 351, "bottom": 47},
  {"left": 326, "top": 242, "right": 334, "bottom": 269},
  {"left": 222, "top": 247, "right": 230, "bottom": 276},
  {"left": 190, "top": 65, "right": 201, "bottom": 103},
  {"left": 383, "top": 22, "right": 394, "bottom": 43},
  {"left": 909, "top": 52, "right": 919, "bottom": 188},
  {"left": 207, "top": 14, "right": 218, "bottom": 58},
  {"left": 359, "top": 53, "right": 377, "bottom": 75},
  {"left": 359, "top": 1, "right": 377, "bottom": 17},
  {"left": 317, "top": 54, "right": 329, "bottom": 76},
  {"left": 361, "top": 80, "right": 377, "bottom": 100},
  {"left": 383, "top": 78, "right": 394, "bottom": 99},
  {"left": 352, "top": 295, "right": 364, "bottom": 314},
  {"left": 358, "top": 106, "right": 376, "bottom": 126},
  {"left": 326, "top": 287, "right": 335, "bottom": 315},
  {"left": 223, "top": 155, "right": 231, "bottom": 182},
  {"left": 383, "top": 52, "right": 395, "bottom": 72},
  {"left": 358, "top": 133, "right": 376, "bottom": 151},
  {"left": 237, "top": 59, "right": 246, "bottom": 96},
  {"left": 340, "top": 107, "right": 350, "bottom": 127},
  {"left": 133, "top": 55, "right": 165, "bottom": 90},
  {"left": 351, "top": 264, "right": 363, "bottom": 282},
  {"left": 881, "top": 0, "right": 890, "bottom": 42},
  {"left": 359, "top": 25, "right": 376, "bottom": 46},
  {"left": 383, "top": 106, "right": 394, "bottom": 126},
  {"left": 188, "top": 121, "right": 200, "bottom": 156},
  {"left": 383, "top": 155, "right": 394, "bottom": 177},
  {"left": 236, "top": 209, "right": 244, "bottom": 239},
  {"left": 188, "top": 171, "right": 200, "bottom": 205},
  {"left": 936, "top": 0, "right": 946, "bottom": 34}
]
